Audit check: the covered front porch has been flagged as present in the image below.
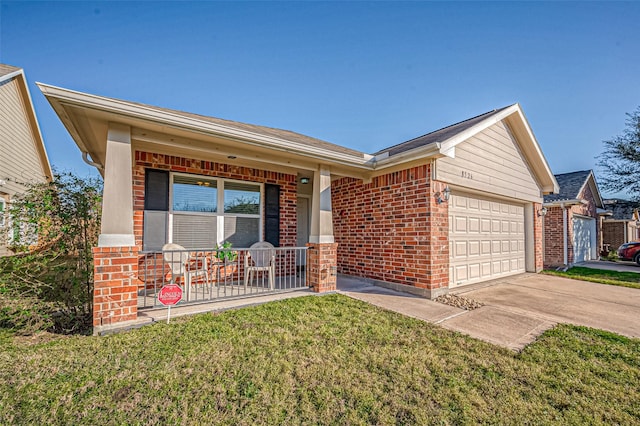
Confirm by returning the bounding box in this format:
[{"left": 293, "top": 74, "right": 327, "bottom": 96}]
[{"left": 38, "top": 83, "right": 371, "bottom": 334}]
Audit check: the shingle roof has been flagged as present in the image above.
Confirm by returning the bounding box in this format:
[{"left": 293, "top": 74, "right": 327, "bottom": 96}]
[
  {"left": 374, "top": 106, "right": 512, "bottom": 157},
  {"left": 107, "top": 97, "right": 366, "bottom": 158},
  {"left": 544, "top": 170, "right": 592, "bottom": 202},
  {"left": 603, "top": 199, "right": 640, "bottom": 221},
  {"left": 0, "top": 63, "right": 21, "bottom": 80}
]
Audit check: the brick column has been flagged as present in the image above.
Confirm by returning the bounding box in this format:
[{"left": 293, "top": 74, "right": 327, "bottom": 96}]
[
  {"left": 93, "top": 246, "right": 140, "bottom": 334},
  {"left": 306, "top": 243, "right": 338, "bottom": 292},
  {"left": 533, "top": 202, "right": 544, "bottom": 271}
]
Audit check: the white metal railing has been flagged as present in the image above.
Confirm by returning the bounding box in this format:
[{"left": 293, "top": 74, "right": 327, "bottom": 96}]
[{"left": 137, "top": 246, "right": 308, "bottom": 309}]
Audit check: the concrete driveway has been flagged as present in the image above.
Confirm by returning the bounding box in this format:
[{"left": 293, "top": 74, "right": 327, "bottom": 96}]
[{"left": 338, "top": 273, "right": 640, "bottom": 351}]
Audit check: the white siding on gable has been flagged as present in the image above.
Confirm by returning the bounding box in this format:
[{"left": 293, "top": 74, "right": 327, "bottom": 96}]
[
  {"left": 435, "top": 121, "right": 542, "bottom": 203},
  {"left": 0, "top": 77, "right": 47, "bottom": 197}
]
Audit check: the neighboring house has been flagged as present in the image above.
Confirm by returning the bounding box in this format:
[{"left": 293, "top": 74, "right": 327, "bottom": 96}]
[
  {"left": 601, "top": 199, "right": 640, "bottom": 251},
  {"left": 542, "top": 170, "right": 605, "bottom": 267},
  {"left": 39, "top": 82, "right": 558, "bottom": 333},
  {"left": 0, "top": 64, "right": 53, "bottom": 254}
]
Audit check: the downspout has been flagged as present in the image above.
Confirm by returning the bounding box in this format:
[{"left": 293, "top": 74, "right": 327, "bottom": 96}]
[
  {"left": 562, "top": 203, "right": 568, "bottom": 266},
  {"left": 82, "top": 152, "right": 103, "bottom": 170}
]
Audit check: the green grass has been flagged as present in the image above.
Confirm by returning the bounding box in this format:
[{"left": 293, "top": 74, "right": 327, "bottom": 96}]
[
  {"left": 543, "top": 266, "right": 640, "bottom": 289},
  {"left": 1, "top": 294, "right": 639, "bottom": 425}
]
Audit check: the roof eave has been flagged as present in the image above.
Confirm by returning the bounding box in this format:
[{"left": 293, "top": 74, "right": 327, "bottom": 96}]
[
  {"left": 543, "top": 198, "right": 585, "bottom": 207},
  {"left": 37, "top": 83, "right": 373, "bottom": 172}
]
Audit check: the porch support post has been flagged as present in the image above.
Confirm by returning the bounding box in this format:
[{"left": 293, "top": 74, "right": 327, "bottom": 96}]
[
  {"left": 93, "top": 123, "right": 139, "bottom": 334},
  {"left": 98, "top": 123, "right": 135, "bottom": 247},
  {"left": 309, "top": 167, "right": 334, "bottom": 244},
  {"left": 307, "top": 166, "right": 337, "bottom": 292}
]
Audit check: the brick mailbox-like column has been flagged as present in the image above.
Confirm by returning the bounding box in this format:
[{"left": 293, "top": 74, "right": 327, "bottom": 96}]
[
  {"left": 307, "top": 243, "right": 338, "bottom": 292},
  {"left": 93, "top": 246, "right": 140, "bottom": 333}
]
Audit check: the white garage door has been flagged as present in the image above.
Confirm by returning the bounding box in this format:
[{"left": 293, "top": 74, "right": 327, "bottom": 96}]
[
  {"left": 573, "top": 216, "right": 597, "bottom": 263},
  {"left": 449, "top": 193, "right": 526, "bottom": 287}
]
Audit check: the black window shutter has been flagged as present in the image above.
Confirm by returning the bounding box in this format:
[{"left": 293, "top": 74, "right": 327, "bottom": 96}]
[
  {"left": 145, "top": 169, "right": 169, "bottom": 211},
  {"left": 264, "top": 184, "right": 280, "bottom": 247}
]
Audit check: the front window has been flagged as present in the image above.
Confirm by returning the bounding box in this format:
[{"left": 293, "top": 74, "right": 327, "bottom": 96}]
[{"left": 170, "top": 174, "right": 262, "bottom": 249}]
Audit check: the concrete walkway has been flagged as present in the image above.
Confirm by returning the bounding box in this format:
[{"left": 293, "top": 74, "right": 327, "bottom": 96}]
[{"left": 337, "top": 273, "right": 640, "bottom": 351}]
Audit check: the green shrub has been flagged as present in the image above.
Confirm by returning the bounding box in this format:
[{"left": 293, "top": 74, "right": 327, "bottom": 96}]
[{"left": 0, "top": 172, "right": 102, "bottom": 335}]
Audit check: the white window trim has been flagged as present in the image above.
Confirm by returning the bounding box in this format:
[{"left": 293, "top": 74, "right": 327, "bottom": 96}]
[
  {"left": 168, "top": 172, "right": 264, "bottom": 247},
  {"left": 0, "top": 197, "right": 5, "bottom": 227}
]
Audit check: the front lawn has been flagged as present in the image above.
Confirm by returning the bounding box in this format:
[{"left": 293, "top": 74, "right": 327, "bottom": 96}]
[
  {"left": 1, "top": 295, "right": 639, "bottom": 424},
  {"left": 543, "top": 266, "right": 640, "bottom": 289}
]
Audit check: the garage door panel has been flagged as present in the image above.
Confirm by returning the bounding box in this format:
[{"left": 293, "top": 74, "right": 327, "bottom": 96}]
[
  {"left": 481, "top": 240, "right": 491, "bottom": 254},
  {"left": 481, "top": 262, "right": 491, "bottom": 276},
  {"left": 450, "top": 193, "right": 526, "bottom": 287},
  {"left": 469, "top": 241, "right": 480, "bottom": 256}
]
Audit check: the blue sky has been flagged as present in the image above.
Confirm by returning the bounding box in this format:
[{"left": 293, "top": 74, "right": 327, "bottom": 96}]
[{"left": 2, "top": 1, "right": 639, "bottom": 198}]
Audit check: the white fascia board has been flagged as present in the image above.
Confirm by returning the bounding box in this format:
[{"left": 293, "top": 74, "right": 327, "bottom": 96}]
[
  {"left": 37, "top": 83, "right": 372, "bottom": 171},
  {"left": 438, "top": 104, "right": 520, "bottom": 155},
  {"left": 510, "top": 106, "right": 559, "bottom": 194},
  {"left": 0, "top": 69, "right": 24, "bottom": 84},
  {"left": 587, "top": 172, "right": 605, "bottom": 208},
  {"left": 370, "top": 143, "right": 442, "bottom": 169},
  {"left": 14, "top": 75, "right": 53, "bottom": 180},
  {"left": 543, "top": 199, "right": 585, "bottom": 207}
]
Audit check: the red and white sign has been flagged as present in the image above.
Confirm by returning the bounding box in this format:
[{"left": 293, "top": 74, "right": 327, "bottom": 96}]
[{"left": 157, "top": 284, "right": 183, "bottom": 306}]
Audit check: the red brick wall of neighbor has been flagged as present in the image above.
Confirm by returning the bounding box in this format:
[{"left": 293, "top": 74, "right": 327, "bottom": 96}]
[
  {"left": 543, "top": 207, "right": 563, "bottom": 266},
  {"left": 133, "top": 151, "right": 298, "bottom": 249},
  {"left": 331, "top": 164, "right": 449, "bottom": 291},
  {"left": 93, "top": 246, "right": 140, "bottom": 327},
  {"left": 544, "top": 183, "right": 600, "bottom": 267},
  {"left": 603, "top": 221, "right": 626, "bottom": 250}
]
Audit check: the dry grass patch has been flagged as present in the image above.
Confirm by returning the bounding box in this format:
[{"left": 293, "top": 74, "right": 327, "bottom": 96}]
[{"left": 1, "top": 294, "right": 639, "bottom": 424}]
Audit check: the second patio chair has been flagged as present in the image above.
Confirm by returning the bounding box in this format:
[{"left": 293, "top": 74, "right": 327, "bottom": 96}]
[{"left": 244, "top": 241, "right": 276, "bottom": 290}]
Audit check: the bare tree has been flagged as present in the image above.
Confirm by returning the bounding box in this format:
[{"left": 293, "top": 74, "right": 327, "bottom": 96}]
[{"left": 598, "top": 106, "right": 640, "bottom": 200}]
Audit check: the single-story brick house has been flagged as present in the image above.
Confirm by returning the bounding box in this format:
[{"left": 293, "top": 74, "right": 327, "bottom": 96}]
[
  {"left": 542, "top": 170, "right": 605, "bottom": 267},
  {"left": 39, "top": 82, "right": 558, "bottom": 333},
  {"left": 601, "top": 199, "right": 640, "bottom": 252}
]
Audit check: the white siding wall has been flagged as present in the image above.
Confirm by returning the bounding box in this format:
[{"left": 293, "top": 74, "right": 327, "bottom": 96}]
[
  {"left": 0, "top": 77, "right": 47, "bottom": 197},
  {"left": 435, "top": 121, "right": 542, "bottom": 203}
]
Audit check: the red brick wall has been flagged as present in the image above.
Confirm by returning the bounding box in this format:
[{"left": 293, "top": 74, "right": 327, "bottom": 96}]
[
  {"left": 93, "top": 246, "right": 140, "bottom": 330},
  {"left": 133, "top": 151, "right": 297, "bottom": 249},
  {"left": 331, "top": 164, "right": 449, "bottom": 292},
  {"left": 544, "top": 206, "right": 565, "bottom": 267},
  {"left": 603, "top": 222, "right": 627, "bottom": 250},
  {"left": 306, "top": 243, "right": 337, "bottom": 292},
  {"left": 533, "top": 202, "right": 544, "bottom": 271}
]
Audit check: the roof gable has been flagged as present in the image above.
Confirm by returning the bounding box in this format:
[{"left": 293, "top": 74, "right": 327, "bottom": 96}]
[
  {"left": 374, "top": 106, "right": 511, "bottom": 157},
  {"left": 0, "top": 64, "right": 52, "bottom": 183},
  {"left": 544, "top": 170, "right": 604, "bottom": 207}
]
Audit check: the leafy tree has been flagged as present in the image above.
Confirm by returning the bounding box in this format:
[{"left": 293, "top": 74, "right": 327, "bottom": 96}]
[
  {"left": 0, "top": 171, "right": 102, "bottom": 334},
  {"left": 598, "top": 106, "right": 640, "bottom": 199}
]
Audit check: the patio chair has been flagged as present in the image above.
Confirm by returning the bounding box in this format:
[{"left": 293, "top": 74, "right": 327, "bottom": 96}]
[
  {"left": 162, "top": 243, "right": 210, "bottom": 299},
  {"left": 244, "top": 241, "right": 276, "bottom": 290}
]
